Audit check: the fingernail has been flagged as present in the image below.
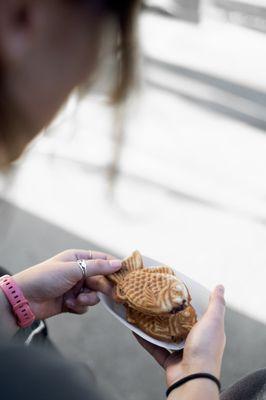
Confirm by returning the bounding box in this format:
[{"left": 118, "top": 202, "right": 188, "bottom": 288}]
[
  {"left": 66, "top": 299, "right": 75, "bottom": 307},
  {"left": 79, "top": 294, "right": 87, "bottom": 301},
  {"left": 79, "top": 294, "right": 92, "bottom": 303},
  {"left": 109, "top": 260, "right": 122, "bottom": 269},
  {"left": 217, "top": 285, "right": 225, "bottom": 295}
]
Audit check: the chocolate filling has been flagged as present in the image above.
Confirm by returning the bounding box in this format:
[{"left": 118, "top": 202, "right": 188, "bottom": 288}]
[{"left": 170, "top": 300, "right": 187, "bottom": 314}]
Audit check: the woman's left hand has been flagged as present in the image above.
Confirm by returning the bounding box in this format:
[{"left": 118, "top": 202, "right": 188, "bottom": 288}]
[
  {"left": 134, "top": 285, "right": 226, "bottom": 388},
  {"left": 13, "top": 249, "right": 121, "bottom": 320}
]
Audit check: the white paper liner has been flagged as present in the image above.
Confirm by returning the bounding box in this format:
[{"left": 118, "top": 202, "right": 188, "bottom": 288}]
[{"left": 98, "top": 255, "right": 210, "bottom": 350}]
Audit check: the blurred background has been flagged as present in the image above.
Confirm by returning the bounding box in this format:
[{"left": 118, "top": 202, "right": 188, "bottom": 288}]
[{"left": 0, "top": 0, "right": 266, "bottom": 399}]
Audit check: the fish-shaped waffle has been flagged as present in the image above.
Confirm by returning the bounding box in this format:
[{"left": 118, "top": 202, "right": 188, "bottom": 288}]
[
  {"left": 108, "top": 251, "right": 191, "bottom": 316},
  {"left": 126, "top": 305, "right": 197, "bottom": 343}
]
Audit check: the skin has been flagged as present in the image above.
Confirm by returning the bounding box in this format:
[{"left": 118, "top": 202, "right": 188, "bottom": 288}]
[
  {"left": 0, "top": 250, "right": 122, "bottom": 339},
  {"left": 135, "top": 285, "right": 226, "bottom": 399},
  {"left": 0, "top": 1, "right": 226, "bottom": 398},
  {"left": 0, "top": 0, "right": 103, "bottom": 163}
]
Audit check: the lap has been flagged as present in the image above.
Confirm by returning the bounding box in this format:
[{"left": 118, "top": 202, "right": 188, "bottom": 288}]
[{"left": 221, "top": 369, "right": 266, "bottom": 400}]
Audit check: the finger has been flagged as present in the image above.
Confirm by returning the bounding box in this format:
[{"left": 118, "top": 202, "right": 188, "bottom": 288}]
[
  {"left": 68, "top": 259, "right": 122, "bottom": 280},
  {"left": 206, "top": 285, "right": 226, "bottom": 322},
  {"left": 75, "top": 290, "right": 100, "bottom": 306},
  {"left": 89, "top": 251, "right": 116, "bottom": 261},
  {"left": 62, "top": 280, "right": 84, "bottom": 309},
  {"left": 66, "top": 303, "right": 89, "bottom": 314},
  {"left": 75, "top": 250, "right": 117, "bottom": 261},
  {"left": 133, "top": 333, "right": 171, "bottom": 369},
  {"left": 86, "top": 276, "right": 113, "bottom": 296},
  {"left": 55, "top": 249, "right": 117, "bottom": 262}
]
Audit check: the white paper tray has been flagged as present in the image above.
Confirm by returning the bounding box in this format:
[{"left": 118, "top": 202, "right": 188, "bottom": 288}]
[{"left": 99, "top": 255, "right": 210, "bottom": 350}]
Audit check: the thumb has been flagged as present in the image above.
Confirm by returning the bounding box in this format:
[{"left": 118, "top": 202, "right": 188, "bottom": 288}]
[
  {"left": 206, "top": 285, "right": 226, "bottom": 322},
  {"left": 65, "top": 259, "right": 122, "bottom": 281}
]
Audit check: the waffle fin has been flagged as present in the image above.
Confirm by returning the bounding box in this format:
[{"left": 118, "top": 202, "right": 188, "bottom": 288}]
[{"left": 108, "top": 250, "right": 144, "bottom": 285}]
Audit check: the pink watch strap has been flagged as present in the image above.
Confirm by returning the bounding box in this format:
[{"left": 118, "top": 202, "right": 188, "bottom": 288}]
[{"left": 0, "top": 275, "right": 35, "bottom": 328}]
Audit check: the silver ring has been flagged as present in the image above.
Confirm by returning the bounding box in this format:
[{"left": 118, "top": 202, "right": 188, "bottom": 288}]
[{"left": 77, "top": 259, "right": 87, "bottom": 279}]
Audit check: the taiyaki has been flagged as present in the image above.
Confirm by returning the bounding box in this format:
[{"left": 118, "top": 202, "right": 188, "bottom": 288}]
[
  {"left": 108, "top": 251, "right": 191, "bottom": 316},
  {"left": 126, "top": 305, "right": 197, "bottom": 343}
]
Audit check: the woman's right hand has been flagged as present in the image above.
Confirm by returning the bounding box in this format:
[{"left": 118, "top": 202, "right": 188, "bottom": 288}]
[
  {"left": 134, "top": 285, "right": 226, "bottom": 388},
  {"left": 13, "top": 249, "right": 120, "bottom": 321},
  {"left": 0, "top": 249, "right": 120, "bottom": 339}
]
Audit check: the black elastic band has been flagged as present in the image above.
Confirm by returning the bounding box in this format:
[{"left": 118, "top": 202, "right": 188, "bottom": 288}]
[{"left": 166, "top": 373, "right": 221, "bottom": 397}]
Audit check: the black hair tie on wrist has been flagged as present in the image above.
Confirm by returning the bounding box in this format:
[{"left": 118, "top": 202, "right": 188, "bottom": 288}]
[{"left": 166, "top": 373, "right": 221, "bottom": 397}]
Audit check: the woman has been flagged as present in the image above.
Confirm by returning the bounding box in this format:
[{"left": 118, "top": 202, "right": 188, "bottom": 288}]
[{"left": 0, "top": 1, "right": 264, "bottom": 399}]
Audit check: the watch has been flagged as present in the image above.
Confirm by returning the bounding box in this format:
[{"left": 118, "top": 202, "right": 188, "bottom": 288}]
[{"left": 0, "top": 275, "right": 35, "bottom": 328}]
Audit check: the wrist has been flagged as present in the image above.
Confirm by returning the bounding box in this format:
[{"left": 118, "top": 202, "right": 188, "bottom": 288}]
[
  {"left": 183, "top": 360, "right": 221, "bottom": 379},
  {"left": 0, "top": 288, "right": 19, "bottom": 339},
  {"left": 166, "top": 360, "right": 221, "bottom": 388},
  {"left": 12, "top": 273, "right": 40, "bottom": 319},
  {"left": 167, "top": 377, "right": 220, "bottom": 400},
  {"left": 0, "top": 275, "right": 35, "bottom": 329}
]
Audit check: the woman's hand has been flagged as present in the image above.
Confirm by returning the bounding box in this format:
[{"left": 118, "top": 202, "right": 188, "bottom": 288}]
[
  {"left": 13, "top": 249, "right": 121, "bottom": 320},
  {"left": 134, "top": 285, "right": 226, "bottom": 388}
]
